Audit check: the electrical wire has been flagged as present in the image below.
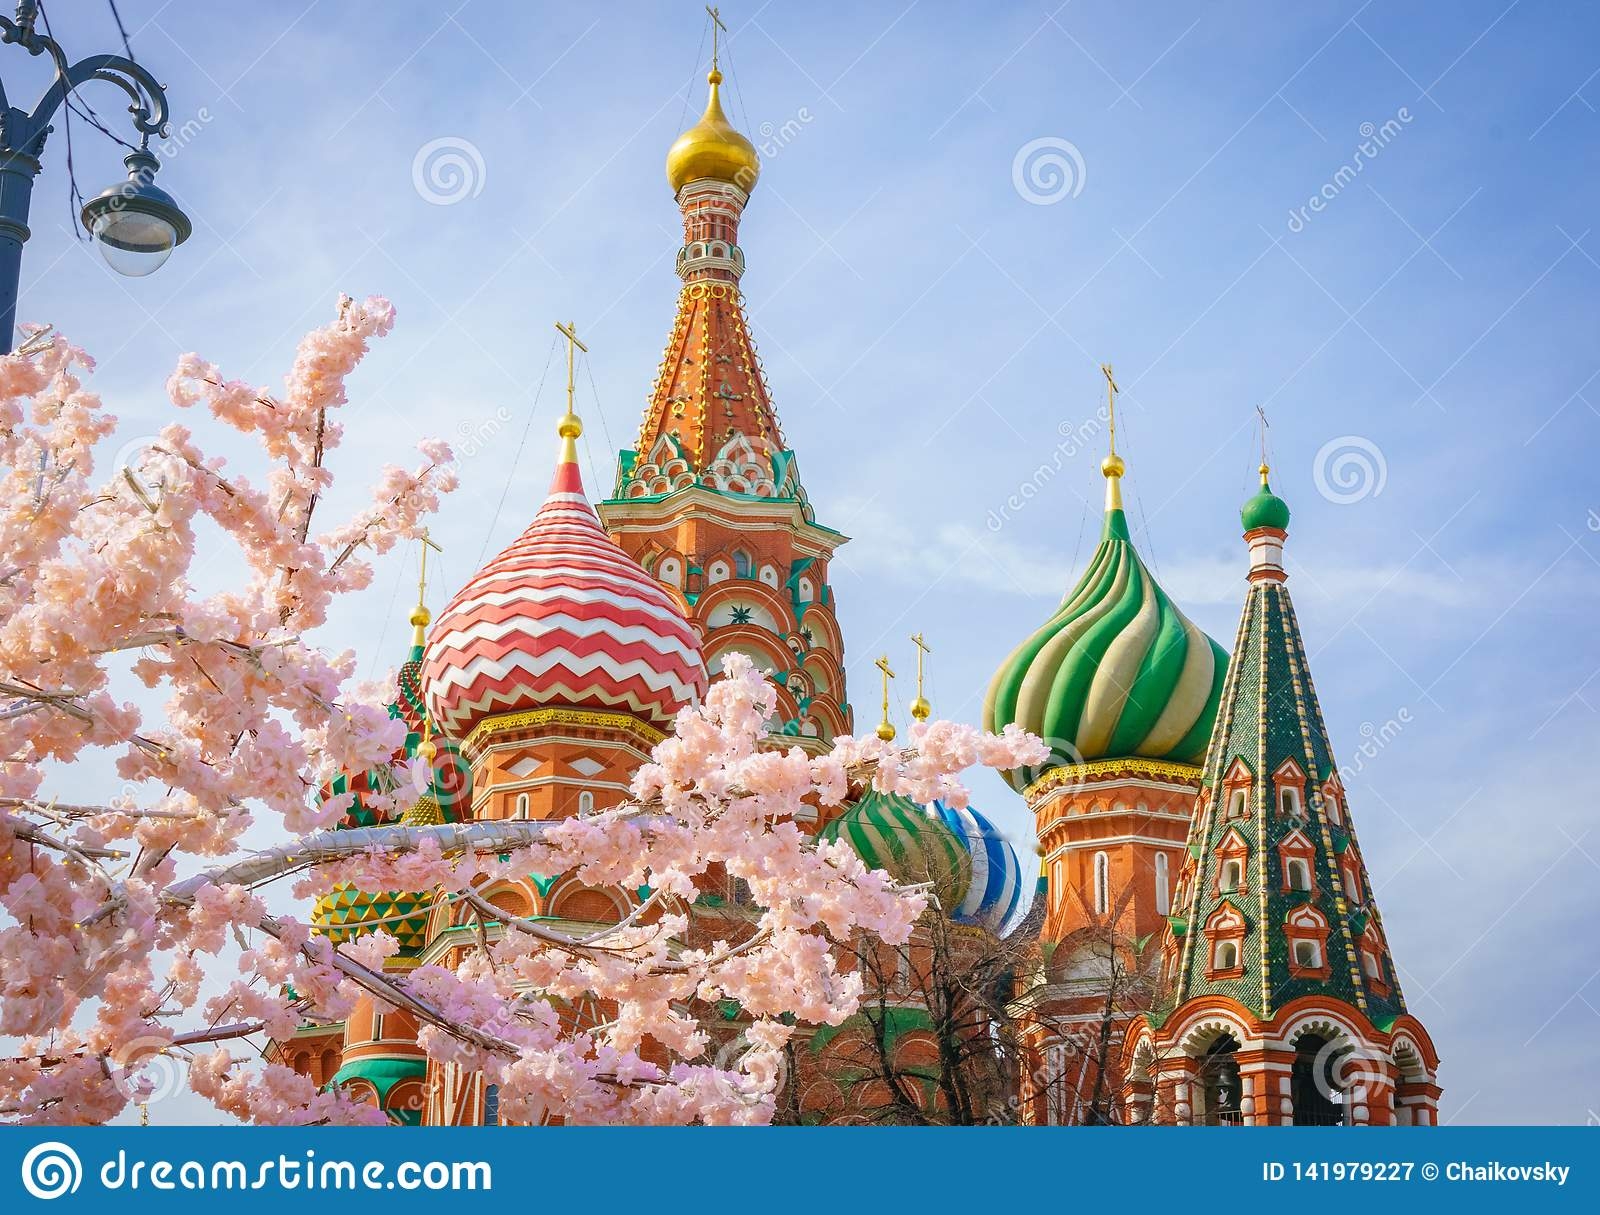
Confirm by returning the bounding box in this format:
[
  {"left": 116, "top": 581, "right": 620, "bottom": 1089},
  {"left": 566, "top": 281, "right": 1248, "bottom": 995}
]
[
  {"left": 677, "top": 10, "right": 711, "bottom": 132},
  {"left": 475, "top": 334, "right": 560, "bottom": 568}
]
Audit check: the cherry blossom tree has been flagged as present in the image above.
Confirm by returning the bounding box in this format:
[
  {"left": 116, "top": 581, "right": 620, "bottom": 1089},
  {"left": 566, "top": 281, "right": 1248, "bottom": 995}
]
[{"left": 0, "top": 299, "right": 1045, "bottom": 1126}]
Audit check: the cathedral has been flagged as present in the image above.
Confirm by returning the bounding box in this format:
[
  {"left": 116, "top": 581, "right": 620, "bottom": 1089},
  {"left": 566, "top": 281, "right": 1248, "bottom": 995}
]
[{"left": 271, "top": 48, "right": 1440, "bottom": 1127}]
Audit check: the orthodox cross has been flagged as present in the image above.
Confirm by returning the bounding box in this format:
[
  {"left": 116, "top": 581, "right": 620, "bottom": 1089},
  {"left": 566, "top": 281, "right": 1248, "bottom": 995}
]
[
  {"left": 1100, "top": 362, "right": 1119, "bottom": 458},
  {"left": 706, "top": 6, "right": 727, "bottom": 71},
  {"left": 910, "top": 632, "right": 932, "bottom": 722},
  {"left": 874, "top": 654, "right": 896, "bottom": 741},
  {"left": 1255, "top": 403, "right": 1271, "bottom": 473},
  {"left": 555, "top": 320, "right": 587, "bottom": 419},
  {"left": 416, "top": 527, "right": 442, "bottom": 610}
]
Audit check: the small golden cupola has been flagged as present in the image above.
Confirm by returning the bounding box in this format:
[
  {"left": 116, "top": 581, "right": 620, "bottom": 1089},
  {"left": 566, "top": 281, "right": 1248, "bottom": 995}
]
[{"left": 666, "top": 67, "right": 760, "bottom": 195}]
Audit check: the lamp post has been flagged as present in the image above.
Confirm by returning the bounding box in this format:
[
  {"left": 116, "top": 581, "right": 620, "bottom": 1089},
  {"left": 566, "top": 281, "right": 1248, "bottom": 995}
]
[{"left": 0, "top": 0, "right": 190, "bottom": 353}]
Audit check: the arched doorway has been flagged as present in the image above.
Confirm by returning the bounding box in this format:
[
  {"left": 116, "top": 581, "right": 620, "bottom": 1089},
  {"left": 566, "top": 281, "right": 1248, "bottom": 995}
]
[
  {"left": 1291, "top": 1033, "right": 1348, "bottom": 1125},
  {"left": 1197, "top": 1035, "right": 1243, "bottom": 1125}
]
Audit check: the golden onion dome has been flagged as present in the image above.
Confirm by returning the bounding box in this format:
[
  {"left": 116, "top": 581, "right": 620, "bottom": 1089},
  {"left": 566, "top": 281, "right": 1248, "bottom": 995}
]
[{"left": 666, "top": 69, "right": 760, "bottom": 194}]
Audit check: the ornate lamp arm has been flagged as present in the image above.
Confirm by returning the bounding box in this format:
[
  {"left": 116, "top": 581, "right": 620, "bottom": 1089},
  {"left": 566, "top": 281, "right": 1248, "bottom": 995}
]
[{"left": 0, "top": 6, "right": 173, "bottom": 156}]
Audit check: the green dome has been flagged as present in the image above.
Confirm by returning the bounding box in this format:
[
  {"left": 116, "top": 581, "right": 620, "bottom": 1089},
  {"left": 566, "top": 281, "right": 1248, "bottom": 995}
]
[
  {"left": 984, "top": 506, "right": 1228, "bottom": 792},
  {"left": 1242, "top": 472, "right": 1291, "bottom": 532},
  {"left": 816, "top": 789, "right": 972, "bottom": 912}
]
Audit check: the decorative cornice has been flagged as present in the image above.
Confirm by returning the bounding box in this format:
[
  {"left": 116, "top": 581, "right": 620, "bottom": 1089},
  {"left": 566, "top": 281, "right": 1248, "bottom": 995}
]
[
  {"left": 461, "top": 706, "right": 666, "bottom": 756},
  {"left": 1023, "top": 757, "right": 1203, "bottom": 803}
]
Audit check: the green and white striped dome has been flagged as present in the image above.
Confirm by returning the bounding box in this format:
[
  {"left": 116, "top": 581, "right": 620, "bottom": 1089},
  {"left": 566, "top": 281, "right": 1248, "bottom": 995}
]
[
  {"left": 984, "top": 499, "right": 1228, "bottom": 793},
  {"left": 817, "top": 789, "right": 972, "bottom": 913}
]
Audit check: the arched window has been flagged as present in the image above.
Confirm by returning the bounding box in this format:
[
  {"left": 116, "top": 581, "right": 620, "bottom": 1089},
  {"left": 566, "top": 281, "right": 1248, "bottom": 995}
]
[
  {"left": 483, "top": 1083, "right": 500, "bottom": 1127},
  {"left": 1154, "top": 852, "right": 1171, "bottom": 915},
  {"left": 514, "top": 792, "right": 529, "bottom": 820},
  {"left": 733, "top": 549, "right": 753, "bottom": 579},
  {"left": 1292, "top": 1034, "right": 1348, "bottom": 1125},
  {"left": 1214, "top": 940, "right": 1239, "bottom": 970},
  {"left": 1288, "top": 858, "right": 1311, "bottom": 891},
  {"left": 1343, "top": 858, "right": 1364, "bottom": 904},
  {"left": 1294, "top": 939, "right": 1321, "bottom": 968},
  {"left": 1227, "top": 788, "right": 1248, "bottom": 818},
  {"left": 1220, "top": 859, "right": 1243, "bottom": 893},
  {"left": 577, "top": 791, "right": 594, "bottom": 818},
  {"left": 1045, "top": 1042, "right": 1070, "bottom": 1126},
  {"left": 1093, "top": 852, "right": 1110, "bottom": 915},
  {"left": 1279, "top": 785, "right": 1302, "bottom": 817},
  {"left": 1199, "top": 1036, "right": 1243, "bottom": 1125}
]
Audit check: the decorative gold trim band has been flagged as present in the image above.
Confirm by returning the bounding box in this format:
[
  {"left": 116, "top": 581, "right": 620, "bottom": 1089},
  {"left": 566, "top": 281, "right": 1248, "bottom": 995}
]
[
  {"left": 1023, "top": 757, "right": 1203, "bottom": 802},
  {"left": 682, "top": 281, "right": 740, "bottom": 302},
  {"left": 462, "top": 706, "right": 666, "bottom": 755}
]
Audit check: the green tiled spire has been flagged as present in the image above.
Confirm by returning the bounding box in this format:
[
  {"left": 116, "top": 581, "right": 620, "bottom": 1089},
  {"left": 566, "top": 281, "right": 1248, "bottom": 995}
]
[{"left": 1162, "top": 475, "right": 1405, "bottom": 1024}]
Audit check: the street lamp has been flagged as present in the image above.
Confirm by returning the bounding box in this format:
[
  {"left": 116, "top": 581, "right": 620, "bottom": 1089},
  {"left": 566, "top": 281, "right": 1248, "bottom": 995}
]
[{"left": 0, "top": 0, "right": 191, "bottom": 352}]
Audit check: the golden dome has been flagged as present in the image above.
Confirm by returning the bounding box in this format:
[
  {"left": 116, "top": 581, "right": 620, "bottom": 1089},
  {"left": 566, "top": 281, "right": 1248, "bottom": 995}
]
[{"left": 666, "top": 69, "right": 760, "bottom": 194}]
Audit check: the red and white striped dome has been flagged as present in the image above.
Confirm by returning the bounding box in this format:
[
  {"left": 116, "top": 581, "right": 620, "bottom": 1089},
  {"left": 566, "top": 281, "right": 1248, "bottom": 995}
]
[{"left": 423, "top": 424, "right": 706, "bottom": 739}]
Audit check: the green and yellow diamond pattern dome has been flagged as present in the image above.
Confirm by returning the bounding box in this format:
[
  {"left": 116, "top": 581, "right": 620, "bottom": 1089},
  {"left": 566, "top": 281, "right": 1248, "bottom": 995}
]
[
  {"left": 309, "top": 615, "right": 464, "bottom": 955},
  {"left": 817, "top": 788, "right": 972, "bottom": 913},
  {"left": 984, "top": 467, "right": 1228, "bottom": 793},
  {"left": 312, "top": 886, "right": 431, "bottom": 954}
]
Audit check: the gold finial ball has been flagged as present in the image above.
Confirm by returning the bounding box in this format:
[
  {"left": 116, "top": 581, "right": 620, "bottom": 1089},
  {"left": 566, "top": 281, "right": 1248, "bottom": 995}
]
[
  {"left": 409, "top": 605, "right": 431, "bottom": 628},
  {"left": 1259, "top": 460, "right": 1271, "bottom": 485},
  {"left": 1034, "top": 841, "right": 1047, "bottom": 857},
  {"left": 1102, "top": 452, "right": 1126, "bottom": 479},
  {"left": 418, "top": 737, "right": 438, "bottom": 763},
  {"left": 708, "top": 67, "right": 723, "bottom": 86},
  {"left": 559, "top": 413, "right": 583, "bottom": 440},
  {"left": 875, "top": 721, "right": 897, "bottom": 742},
  {"left": 909, "top": 695, "right": 931, "bottom": 722}
]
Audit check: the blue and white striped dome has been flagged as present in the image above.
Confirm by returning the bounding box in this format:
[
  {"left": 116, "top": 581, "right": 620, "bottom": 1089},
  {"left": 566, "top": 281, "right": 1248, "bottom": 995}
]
[{"left": 931, "top": 803, "right": 1028, "bottom": 934}]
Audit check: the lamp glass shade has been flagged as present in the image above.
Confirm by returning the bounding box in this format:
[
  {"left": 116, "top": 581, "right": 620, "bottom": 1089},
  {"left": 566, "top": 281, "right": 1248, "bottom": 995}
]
[{"left": 88, "top": 206, "right": 179, "bottom": 277}]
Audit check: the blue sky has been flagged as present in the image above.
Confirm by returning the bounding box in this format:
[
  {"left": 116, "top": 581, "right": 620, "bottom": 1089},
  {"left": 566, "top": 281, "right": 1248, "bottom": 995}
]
[{"left": 15, "top": 1, "right": 1599, "bottom": 1124}]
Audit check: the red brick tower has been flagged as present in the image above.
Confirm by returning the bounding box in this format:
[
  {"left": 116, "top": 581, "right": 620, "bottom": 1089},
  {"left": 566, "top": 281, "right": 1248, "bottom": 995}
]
[
  {"left": 983, "top": 370, "right": 1229, "bottom": 1122},
  {"left": 597, "top": 65, "right": 852, "bottom": 764}
]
